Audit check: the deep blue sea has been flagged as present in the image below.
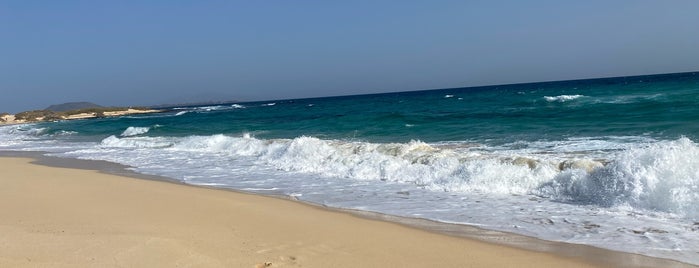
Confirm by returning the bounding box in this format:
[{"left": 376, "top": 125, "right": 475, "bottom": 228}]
[{"left": 2, "top": 72, "right": 699, "bottom": 264}]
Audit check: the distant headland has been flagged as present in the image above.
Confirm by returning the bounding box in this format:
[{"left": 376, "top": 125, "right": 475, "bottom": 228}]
[{"left": 0, "top": 102, "right": 162, "bottom": 125}]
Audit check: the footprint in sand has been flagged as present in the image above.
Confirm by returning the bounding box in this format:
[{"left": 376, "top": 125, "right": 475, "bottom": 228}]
[{"left": 254, "top": 261, "right": 272, "bottom": 268}]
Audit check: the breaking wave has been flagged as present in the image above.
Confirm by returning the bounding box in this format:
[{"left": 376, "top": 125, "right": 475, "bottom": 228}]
[
  {"left": 120, "top": 126, "right": 150, "bottom": 137},
  {"left": 536, "top": 137, "right": 699, "bottom": 218},
  {"left": 544, "top": 94, "right": 585, "bottom": 102},
  {"left": 96, "top": 134, "right": 699, "bottom": 218}
]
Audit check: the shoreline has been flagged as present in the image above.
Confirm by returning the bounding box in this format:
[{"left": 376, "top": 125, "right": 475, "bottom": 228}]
[{"left": 1, "top": 151, "right": 694, "bottom": 267}]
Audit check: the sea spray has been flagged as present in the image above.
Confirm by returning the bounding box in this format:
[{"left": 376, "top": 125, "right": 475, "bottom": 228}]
[{"left": 536, "top": 137, "right": 699, "bottom": 218}]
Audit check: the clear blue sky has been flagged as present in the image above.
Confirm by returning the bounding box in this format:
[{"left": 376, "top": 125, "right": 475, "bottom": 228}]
[{"left": 1, "top": 1, "right": 698, "bottom": 113}]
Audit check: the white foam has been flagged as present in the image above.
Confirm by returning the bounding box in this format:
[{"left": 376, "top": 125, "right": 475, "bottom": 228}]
[
  {"left": 55, "top": 130, "right": 78, "bottom": 136},
  {"left": 161, "top": 135, "right": 699, "bottom": 218},
  {"left": 544, "top": 94, "right": 584, "bottom": 102},
  {"left": 4, "top": 127, "right": 699, "bottom": 264},
  {"left": 24, "top": 126, "right": 48, "bottom": 136},
  {"left": 101, "top": 135, "right": 173, "bottom": 148},
  {"left": 120, "top": 126, "right": 150, "bottom": 137},
  {"left": 174, "top": 104, "right": 245, "bottom": 114},
  {"left": 195, "top": 105, "right": 229, "bottom": 112},
  {"left": 11, "top": 128, "right": 699, "bottom": 218},
  {"left": 536, "top": 137, "right": 699, "bottom": 218},
  {"left": 0, "top": 124, "right": 91, "bottom": 152},
  {"left": 1, "top": 125, "right": 47, "bottom": 140},
  {"left": 153, "top": 135, "right": 555, "bottom": 195}
]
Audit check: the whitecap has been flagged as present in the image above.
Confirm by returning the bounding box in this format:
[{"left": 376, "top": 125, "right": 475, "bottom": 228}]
[
  {"left": 120, "top": 126, "right": 150, "bottom": 137},
  {"left": 543, "top": 94, "right": 585, "bottom": 102},
  {"left": 535, "top": 137, "right": 699, "bottom": 218}
]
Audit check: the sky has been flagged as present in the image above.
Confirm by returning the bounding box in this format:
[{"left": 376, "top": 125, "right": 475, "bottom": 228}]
[{"left": 1, "top": 1, "right": 698, "bottom": 113}]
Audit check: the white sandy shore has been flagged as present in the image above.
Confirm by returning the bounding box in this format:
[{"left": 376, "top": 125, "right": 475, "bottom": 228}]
[
  {"left": 0, "top": 156, "right": 693, "bottom": 267},
  {"left": 0, "top": 114, "right": 16, "bottom": 124}
]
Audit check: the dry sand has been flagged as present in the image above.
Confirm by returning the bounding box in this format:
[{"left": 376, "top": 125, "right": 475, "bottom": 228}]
[
  {"left": 0, "top": 156, "right": 688, "bottom": 267},
  {"left": 0, "top": 114, "right": 23, "bottom": 125},
  {"left": 102, "top": 108, "right": 161, "bottom": 117}
]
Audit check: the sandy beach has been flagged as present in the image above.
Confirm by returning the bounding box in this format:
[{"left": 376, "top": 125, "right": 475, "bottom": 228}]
[{"left": 0, "top": 155, "right": 691, "bottom": 268}]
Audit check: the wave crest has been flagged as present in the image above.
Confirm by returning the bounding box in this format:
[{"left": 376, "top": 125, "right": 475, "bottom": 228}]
[
  {"left": 169, "top": 135, "right": 558, "bottom": 194},
  {"left": 92, "top": 133, "right": 699, "bottom": 217},
  {"left": 120, "top": 126, "right": 150, "bottom": 137},
  {"left": 544, "top": 94, "right": 585, "bottom": 102},
  {"left": 536, "top": 137, "right": 699, "bottom": 218}
]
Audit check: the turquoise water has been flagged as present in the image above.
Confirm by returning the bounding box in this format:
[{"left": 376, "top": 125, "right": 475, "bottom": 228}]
[
  {"left": 44, "top": 72, "right": 698, "bottom": 144},
  {"left": 2, "top": 71, "right": 699, "bottom": 264}
]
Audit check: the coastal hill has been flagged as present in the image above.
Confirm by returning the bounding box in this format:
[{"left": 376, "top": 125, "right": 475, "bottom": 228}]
[
  {"left": 45, "top": 102, "right": 103, "bottom": 112},
  {"left": 0, "top": 103, "right": 162, "bottom": 125}
]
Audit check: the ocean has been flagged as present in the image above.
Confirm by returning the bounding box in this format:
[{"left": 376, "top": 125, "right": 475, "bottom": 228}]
[{"left": 2, "top": 72, "right": 698, "bottom": 264}]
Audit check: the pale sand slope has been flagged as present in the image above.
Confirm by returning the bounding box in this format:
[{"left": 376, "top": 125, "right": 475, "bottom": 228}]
[
  {"left": 0, "top": 157, "right": 647, "bottom": 267},
  {"left": 0, "top": 109, "right": 162, "bottom": 125}
]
